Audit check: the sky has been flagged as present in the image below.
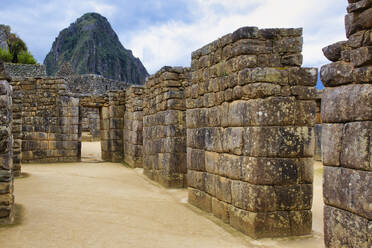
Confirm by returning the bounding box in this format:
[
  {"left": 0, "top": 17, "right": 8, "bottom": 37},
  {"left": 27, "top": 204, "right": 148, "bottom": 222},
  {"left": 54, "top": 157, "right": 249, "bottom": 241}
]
[{"left": 0, "top": 0, "right": 348, "bottom": 88}]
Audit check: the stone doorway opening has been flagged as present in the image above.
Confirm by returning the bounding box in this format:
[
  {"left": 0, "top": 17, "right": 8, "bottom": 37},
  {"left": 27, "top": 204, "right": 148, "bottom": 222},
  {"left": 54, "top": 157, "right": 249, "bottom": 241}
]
[{"left": 80, "top": 106, "right": 103, "bottom": 162}]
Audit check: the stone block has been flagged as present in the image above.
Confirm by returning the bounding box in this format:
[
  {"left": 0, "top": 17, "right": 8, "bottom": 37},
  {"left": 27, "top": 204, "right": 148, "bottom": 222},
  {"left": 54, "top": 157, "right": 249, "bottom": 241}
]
[
  {"left": 188, "top": 187, "right": 212, "bottom": 213},
  {"left": 228, "top": 98, "right": 300, "bottom": 127},
  {"left": 187, "top": 170, "right": 205, "bottom": 191},
  {"left": 204, "top": 127, "right": 223, "bottom": 152},
  {"left": 229, "top": 206, "right": 293, "bottom": 239},
  {"left": 324, "top": 166, "right": 372, "bottom": 219},
  {"left": 231, "top": 26, "right": 259, "bottom": 42},
  {"left": 211, "top": 197, "right": 230, "bottom": 223},
  {"left": 241, "top": 83, "right": 281, "bottom": 99},
  {"left": 215, "top": 176, "right": 232, "bottom": 203},
  {"left": 281, "top": 54, "right": 303, "bottom": 66},
  {"left": 222, "top": 127, "right": 244, "bottom": 155},
  {"left": 218, "top": 153, "right": 243, "bottom": 180},
  {"left": 350, "top": 46, "right": 372, "bottom": 67},
  {"left": 353, "top": 65, "right": 372, "bottom": 83},
  {"left": 322, "top": 41, "right": 348, "bottom": 62},
  {"left": 204, "top": 151, "right": 219, "bottom": 174},
  {"left": 322, "top": 124, "right": 344, "bottom": 166},
  {"left": 347, "top": 0, "right": 372, "bottom": 13},
  {"left": 321, "top": 84, "right": 372, "bottom": 122},
  {"left": 289, "top": 210, "right": 312, "bottom": 236},
  {"left": 186, "top": 128, "right": 205, "bottom": 149},
  {"left": 204, "top": 173, "right": 217, "bottom": 196},
  {"left": 345, "top": 8, "right": 372, "bottom": 37},
  {"left": 340, "top": 121, "right": 371, "bottom": 170},
  {"left": 238, "top": 68, "right": 289, "bottom": 85},
  {"left": 324, "top": 205, "right": 370, "bottom": 248},
  {"left": 320, "top": 61, "right": 354, "bottom": 87},
  {"left": 232, "top": 39, "right": 271, "bottom": 57},
  {"left": 273, "top": 37, "right": 303, "bottom": 53},
  {"left": 231, "top": 181, "right": 276, "bottom": 211},
  {"left": 243, "top": 126, "right": 314, "bottom": 158},
  {"left": 240, "top": 157, "right": 302, "bottom": 185}
]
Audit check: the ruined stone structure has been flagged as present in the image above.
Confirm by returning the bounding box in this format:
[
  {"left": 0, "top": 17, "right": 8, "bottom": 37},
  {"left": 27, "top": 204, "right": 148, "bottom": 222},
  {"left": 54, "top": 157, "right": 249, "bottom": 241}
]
[
  {"left": 320, "top": 1, "right": 372, "bottom": 247},
  {"left": 4, "top": 63, "right": 46, "bottom": 78},
  {"left": 0, "top": 78, "right": 14, "bottom": 224},
  {"left": 81, "top": 107, "right": 100, "bottom": 141},
  {"left": 79, "top": 91, "right": 126, "bottom": 162},
  {"left": 2, "top": 7, "right": 370, "bottom": 245},
  {"left": 123, "top": 86, "right": 144, "bottom": 168},
  {"left": 186, "top": 27, "right": 317, "bottom": 238},
  {"left": 143, "top": 67, "right": 189, "bottom": 188},
  {"left": 12, "top": 77, "right": 80, "bottom": 163}
]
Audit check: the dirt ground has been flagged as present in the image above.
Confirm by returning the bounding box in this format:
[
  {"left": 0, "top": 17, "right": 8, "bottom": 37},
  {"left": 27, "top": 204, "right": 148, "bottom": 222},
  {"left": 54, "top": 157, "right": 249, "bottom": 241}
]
[{"left": 0, "top": 142, "right": 325, "bottom": 248}]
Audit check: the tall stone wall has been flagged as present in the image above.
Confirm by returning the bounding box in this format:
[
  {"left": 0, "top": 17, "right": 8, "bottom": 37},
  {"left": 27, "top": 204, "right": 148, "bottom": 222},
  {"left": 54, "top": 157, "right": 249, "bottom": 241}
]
[
  {"left": 314, "top": 94, "right": 323, "bottom": 161},
  {"left": 143, "top": 67, "right": 188, "bottom": 188},
  {"left": 123, "top": 86, "right": 144, "bottom": 168},
  {"left": 101, "top": 91, "right": 125, "bottom": 162},
  {"left": 10, "top": 77, "right": 81, "bottom": 163},
  {"left": 0, "top": 79, "right": 14, "bottom": 224},
  {"left": 9, "top": 81, "right": 23, "bottom": 176},
  {"left": 320, "top": 1, "right": 372, "bottom": 247},
  {"left": 186, "top": 27, "right": 317, "bottom": 239}
]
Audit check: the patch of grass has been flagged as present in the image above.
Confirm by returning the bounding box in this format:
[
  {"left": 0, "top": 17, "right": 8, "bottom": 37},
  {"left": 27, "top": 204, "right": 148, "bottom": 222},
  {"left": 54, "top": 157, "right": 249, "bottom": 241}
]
[
  {"left": 17, "top": 50, "right": 36, "bottom": 64},
  {"left": 0, "top": 48, "right": 12, "bottom": 62}
]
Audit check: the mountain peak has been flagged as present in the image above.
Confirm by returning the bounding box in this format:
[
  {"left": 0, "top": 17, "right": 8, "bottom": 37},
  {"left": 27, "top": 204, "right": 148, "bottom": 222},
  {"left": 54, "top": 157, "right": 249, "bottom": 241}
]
[{"left": 44, "top": 13, "right": 148, "bottom": 84}]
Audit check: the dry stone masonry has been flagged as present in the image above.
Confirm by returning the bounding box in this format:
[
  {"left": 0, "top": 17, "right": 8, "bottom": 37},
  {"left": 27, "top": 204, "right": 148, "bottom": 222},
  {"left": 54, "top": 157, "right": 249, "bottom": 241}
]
[
  {"left": 100, "top": 91, "right": 126, "bottom": 162},
  {"left": 321, "top": 1, "right": 372, "bottom": 247},
  {"left": 0, "top": 78, "right": 14, "bottom": 224},
  {"left": 81, "top": 107, "right": 100, "bottom": 141},
  {"left": 4, "top": 63, "right": 46, "bottom": 78},
  {"left": 123, "top": 86, "right": 144, "bottom": 168},
  {"left": 143, "top": 67, "right": 189, "bottom": 188},
  {"left": 186, "top": 26, "right": 318, "bottom": 239}
]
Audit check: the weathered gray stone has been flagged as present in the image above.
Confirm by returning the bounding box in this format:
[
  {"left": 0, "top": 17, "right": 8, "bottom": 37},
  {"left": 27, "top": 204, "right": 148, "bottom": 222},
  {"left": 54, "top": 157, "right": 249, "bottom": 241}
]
[
  {"left": 350, "top": 46, "right": 372, "bottom": 67},
  {"left": 243, "top": 126, "right": 314, "bottom": 157},
  {"left": 324, "top": 205, "right": 370, "bottom": 248},
  {"left": 321, "top": 84, "right": 372, "bottom": 123},
  {"left": 322, "top": 41, "right": 348, "bottom": 62},
  {"left": 340, "top": 121, "right": 371, "bottom": 170},
  {"left": 324, "top": 166, "right": 372, "bottom": 219},
  {"left": 320, "top": 61, "right": 354, "bottom": 86},
  {"left": 322, "top": 124, "right": 344, "bottom": 166},
  {"left": 345, "top": 8, "right": 372, "bottom": 37}
]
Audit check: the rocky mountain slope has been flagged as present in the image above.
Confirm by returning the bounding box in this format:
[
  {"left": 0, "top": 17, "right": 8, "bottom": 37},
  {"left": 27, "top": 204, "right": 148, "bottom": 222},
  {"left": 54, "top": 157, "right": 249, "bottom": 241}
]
[{"left": 44, "top": 13, "right": 148, "bottom": 84}]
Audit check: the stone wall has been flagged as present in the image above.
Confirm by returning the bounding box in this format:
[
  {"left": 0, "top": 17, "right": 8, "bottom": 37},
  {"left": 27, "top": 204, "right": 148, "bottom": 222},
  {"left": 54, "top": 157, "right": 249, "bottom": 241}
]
[
  {"left": 4, "top": 63, "right": 46, "bottom": 78},
  {"left": 320, "top": 1, "right": 372, "bottom": 247},
  {"left": 123, "top": 86, "right": 144, "bottom": 168},
  {"left": 186, "top": 26, "right": 318, "bottom": 239},
  {"left": 81, "top": 107, "right": 100, "bottom": 141},
  {"left": 143, "top": 67, "right": 188, "bottom": 188},
  {"left": 10, "top": 77, "right": 81, "bottom": 163},
  {"left": 9, "top": 81, "right": 22, "bottom": 176},
  {"left": 100, "top": 91, "right": 125, "bottom": 162},
  {"left": 0, "top": 79, "right": 14, "bottom": 224},
  {"left": 65, "top": 74, "right": 129, "bottom": 96},
  {"left": 314, "top": 94, "right": 322, "bottom": 161}
]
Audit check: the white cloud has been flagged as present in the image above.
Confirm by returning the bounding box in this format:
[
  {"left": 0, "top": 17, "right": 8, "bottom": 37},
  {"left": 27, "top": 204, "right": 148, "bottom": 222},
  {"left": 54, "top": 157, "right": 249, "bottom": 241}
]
[{"left": 124, "top": 0, "right": 348, "bottom": 74}]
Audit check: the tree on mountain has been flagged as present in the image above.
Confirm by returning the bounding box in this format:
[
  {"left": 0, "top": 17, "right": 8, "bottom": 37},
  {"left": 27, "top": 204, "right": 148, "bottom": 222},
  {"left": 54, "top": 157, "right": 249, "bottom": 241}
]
[{"left": 0, "top": 25, "right": 36, "bottom": 64}]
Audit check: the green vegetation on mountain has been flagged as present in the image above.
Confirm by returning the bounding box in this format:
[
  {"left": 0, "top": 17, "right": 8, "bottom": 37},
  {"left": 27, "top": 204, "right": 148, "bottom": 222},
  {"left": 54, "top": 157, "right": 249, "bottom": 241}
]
[
  {"left": 0, "top": 25, "right": 37, "bottom": 64},
  {"left": 44, "top": 13, "right": 148, "bottom": 84}
]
